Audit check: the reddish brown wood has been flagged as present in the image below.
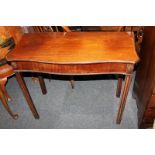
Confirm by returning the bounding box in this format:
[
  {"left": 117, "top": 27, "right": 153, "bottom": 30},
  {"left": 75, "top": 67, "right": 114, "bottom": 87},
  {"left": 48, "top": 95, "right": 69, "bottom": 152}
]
[
  {"left": 133, "top": 27, "right": 155, "bottom": 128},
  {"left": 116, "top": 74, "right": 133, "bottom": 124},
  {"left": 0, "top": 64, "right": 14, "bottom": 79},
  {"left": 15, "top": 72, "right": 39, "bottom": 119},
  {"left": 153, "top": 87, "right": 155, "bottom": 95},
  {"left": 7, "top": 32, "right": 139, "bottom": 64},
  {"left": 32, "top": 26, "right": 73, "bottom": 86},
  {"left": 147, "top": 95, "right": 155, "bottom": 108},
  {"left": 62, "top": 26, "right": 71, "bottom": 32},
  {"left": 0, "top": 64, "right": 17, "bottom": 118},
  {"left": 59, "top": 27, "right": 74, "bottom": 88},
  {"left": 116, "top": 78, "right": 123, "bottom": 97},
  {"left": 0, "top": 78, "right": 11, "bottom": 101},
  {"left": 0, "top": 85, "right": 18, "bottom": 119},
  {"left": 11, "top": 61, "right": 129, "bottom": 75},
  {"left": 38, "top": 74, "right": 47, "bottom": 94},
  {"left": 0, "top": 26, "right": 23, "bottom": 45},
  {"left": 0, "top": 64, "right": 14, "bottom": 102},
  {"left": 31, "top": 27, "right": 54, "bottom": 85},
  {"left": 0, "top": 27, "right": 22, "bottom": 118},
  {"left": 7, "top": 32, "right": 139, "bottom": 123}
]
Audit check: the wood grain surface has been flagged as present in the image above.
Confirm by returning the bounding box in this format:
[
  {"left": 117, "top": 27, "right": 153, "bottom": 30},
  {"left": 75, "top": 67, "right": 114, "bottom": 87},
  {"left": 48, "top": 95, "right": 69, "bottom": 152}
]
[{"left": 7, "top": 32, "right": 139, "bottom": 64}]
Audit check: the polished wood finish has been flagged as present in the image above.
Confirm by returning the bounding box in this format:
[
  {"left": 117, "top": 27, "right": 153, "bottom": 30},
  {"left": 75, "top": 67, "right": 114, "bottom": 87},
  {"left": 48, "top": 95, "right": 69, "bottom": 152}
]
[
  {"left": 116, "top": 78, "right": 123, "bottom": 97},
  {"left": 0, "top": 64, "right": 14, "bottom": 102},
  {"left": 0, "top": 64, "right": 18, "bottom": 118},
  {"left": 59, "top": 27, "right": 74, "bottom": 88},
  {"left": 7, "top": 32, "right": 139, "bottom": 124},
  {"left": 62, "top": 26, "right": 71, "bottom": 32},
  {"left": 0, "top": 78, "right": 11, "bottom": 102},
  {"left": 10, "top": 61, "right": 129, "bottom": 75},
  {"left": 32, "top": 26, "right": 73, "bottom": 88},
  {"left": 7, "top": 32, "right": 138, "bottom": 63},
  {"left": 0, "top": 26, "right": 23, "bottom": 119},
  {"left": 0, "top": 26, "right": 23, "bottom": 44},
  {"left": 116, "top": 75, "right": 132, "bottom": 123},
  {"left": 29, "top": 26, "right": 48, "bottom": 93},
  {"left": 0, "top": 64, "right": 14, "bottom": 79},
  {"left": 0, "top": 47, "right": 10, "bottom": 60},
  {"left": 133, "top": 27, "right": 155, "bottom": 128},
  {"left": 152, "top": 87, "right": 155, "bottom": 95},
  {"left": 38, "top": 74, "right": 47, "bottom": 94},
  {"left": 15, "top": 72, "right": 39, "bottom": 119}
]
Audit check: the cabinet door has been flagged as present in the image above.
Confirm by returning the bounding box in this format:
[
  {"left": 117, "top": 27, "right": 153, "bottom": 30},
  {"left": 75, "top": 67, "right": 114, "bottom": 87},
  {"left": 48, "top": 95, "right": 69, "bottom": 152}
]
[
  {"left": 133, "top": 27, "right": 155, "bottom": 127},
  {"left": 153, "top": 87, "right": 155, "bottom": 95},
  {"left": 133, "top": 27, "right": 155, "bottom": 106}
]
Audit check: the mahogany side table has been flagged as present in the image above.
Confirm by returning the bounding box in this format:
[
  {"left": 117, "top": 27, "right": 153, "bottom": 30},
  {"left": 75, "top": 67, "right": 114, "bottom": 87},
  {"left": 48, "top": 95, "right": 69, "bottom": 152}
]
[{"left": 7, "top": 32, "right": 139, "bottom": 124}]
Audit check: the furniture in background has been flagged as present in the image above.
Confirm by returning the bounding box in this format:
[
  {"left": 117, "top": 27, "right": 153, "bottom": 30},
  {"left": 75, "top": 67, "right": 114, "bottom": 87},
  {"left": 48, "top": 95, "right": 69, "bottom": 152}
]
[
  {"left": 133, "top": 26, "right": 155, "bottom": 128},
  {"left": 7, "top": 32, "right": 139, "bottom": 123},
  {"left": 0, "top": 26, "right": 23, "bottom": 118},
  {"left": 81, "top": 26, "right": 125, "bottom": 31},
  {"left": 81, "top": 26, "right": 144, "bottom": 52},
  {"left": 32, "top": 26, "right": 72, "bottom": 33},
  {"left": 80, "top": 26, "right": 142, "bottom": 32},
  {"left": 0, "top": 47, "right": 14, "bottom": 102},
  {"left": 0, "top": 47, "right": 18, "bottom": 119},
  {"left": 0, "top": 63, "right": 18, "bottom": 119}
]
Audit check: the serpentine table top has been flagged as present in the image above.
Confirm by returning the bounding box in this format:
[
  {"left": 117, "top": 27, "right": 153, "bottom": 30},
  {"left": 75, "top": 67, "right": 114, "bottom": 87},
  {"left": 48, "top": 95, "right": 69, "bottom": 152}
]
[{"left": 7, "top": 32, "right": 139, "bottom": 124}]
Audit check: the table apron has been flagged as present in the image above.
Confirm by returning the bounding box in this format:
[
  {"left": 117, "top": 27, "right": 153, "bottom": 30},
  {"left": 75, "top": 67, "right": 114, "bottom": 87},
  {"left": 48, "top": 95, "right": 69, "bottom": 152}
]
[{"left": 11, "top": 61, "right": 134, "bottom": 75}]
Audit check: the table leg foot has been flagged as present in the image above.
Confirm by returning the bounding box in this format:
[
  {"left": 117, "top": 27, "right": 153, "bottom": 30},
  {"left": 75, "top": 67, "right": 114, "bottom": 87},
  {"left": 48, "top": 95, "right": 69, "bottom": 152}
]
[
  {"left": 116, "top": 74, "right": 132, "bottom": 124},
  {"left": 15, "top": 72, "right": 39, "bottom": 119}
]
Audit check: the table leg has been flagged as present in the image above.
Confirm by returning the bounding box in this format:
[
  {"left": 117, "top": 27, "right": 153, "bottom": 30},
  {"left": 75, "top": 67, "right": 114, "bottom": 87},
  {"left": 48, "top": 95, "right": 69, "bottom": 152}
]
[
  {"left": 38, "top": 74, "right": 47, "bottom": 95},
  {"left": 116, "top": 78, "right": 123, "bottom": 98},
  {"left": 0, "top": 85, "right": 18, "bottom": 119},
  {"left": 70, "top": 76, "right": 75, "bottom": 89},
  {"left": 48, "top": 74, "right": 52, "bottom": 82},
  {"left": 15, "top": 72, "right": 39, "bottom": 119},
  {"left": 116, "top": 74, "right": 132, "bottom": 124}
]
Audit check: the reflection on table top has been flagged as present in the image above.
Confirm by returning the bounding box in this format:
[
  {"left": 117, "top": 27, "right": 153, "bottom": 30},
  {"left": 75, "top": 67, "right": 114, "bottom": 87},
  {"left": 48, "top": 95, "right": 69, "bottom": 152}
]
[{"left": 7, "top": 32, "right": 139, "bottom": 64}]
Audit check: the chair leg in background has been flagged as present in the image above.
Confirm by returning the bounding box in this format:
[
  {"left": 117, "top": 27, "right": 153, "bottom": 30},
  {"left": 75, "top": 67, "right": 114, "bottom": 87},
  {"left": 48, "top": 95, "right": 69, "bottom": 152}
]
[
  {"left": 0, "top": 85, "right": 18, "bottom": 119},
  {"left": 0, "top": 78, "right": 11, "bottom": 102}
]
